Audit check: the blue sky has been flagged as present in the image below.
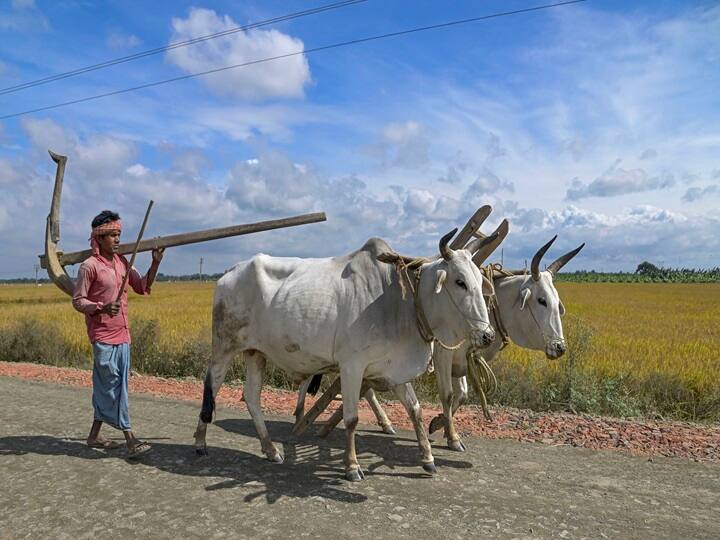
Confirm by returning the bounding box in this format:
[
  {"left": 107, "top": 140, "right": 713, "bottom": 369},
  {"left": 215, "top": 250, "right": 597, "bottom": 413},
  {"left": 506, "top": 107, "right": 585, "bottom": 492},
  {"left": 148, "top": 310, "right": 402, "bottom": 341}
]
[{"left": 1, "top": 0, "right": 719, "bottom": 278}]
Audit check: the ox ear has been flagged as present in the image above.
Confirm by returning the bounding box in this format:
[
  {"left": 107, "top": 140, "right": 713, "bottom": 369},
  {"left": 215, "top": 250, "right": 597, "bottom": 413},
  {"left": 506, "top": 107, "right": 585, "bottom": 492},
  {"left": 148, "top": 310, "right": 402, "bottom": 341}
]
[
  {"left": 435, "top": 270, "right": 447, "bottom": 294},
  {"left": 559, "top": 300, "right": 566, "bottom": 316},
  {"left": 520, "top": 288, "right": 531, "bottom": 310},
  {"left": 481, "top": 274, "right": 495, "bottom": 297}
]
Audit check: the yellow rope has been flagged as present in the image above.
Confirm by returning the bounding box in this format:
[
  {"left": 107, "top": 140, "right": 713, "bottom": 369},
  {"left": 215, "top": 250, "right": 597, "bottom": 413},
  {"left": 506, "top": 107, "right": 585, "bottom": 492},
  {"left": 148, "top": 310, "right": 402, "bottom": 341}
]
[{"left": 466, "top": 347, "right": 498, "bottom": 421}]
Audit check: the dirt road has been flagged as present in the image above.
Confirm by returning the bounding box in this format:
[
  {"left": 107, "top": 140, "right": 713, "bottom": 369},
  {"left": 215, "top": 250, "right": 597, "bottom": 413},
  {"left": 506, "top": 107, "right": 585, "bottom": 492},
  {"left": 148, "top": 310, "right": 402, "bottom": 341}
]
[{"left": 1, "top": 376, "right": 718, "bottom": 539}]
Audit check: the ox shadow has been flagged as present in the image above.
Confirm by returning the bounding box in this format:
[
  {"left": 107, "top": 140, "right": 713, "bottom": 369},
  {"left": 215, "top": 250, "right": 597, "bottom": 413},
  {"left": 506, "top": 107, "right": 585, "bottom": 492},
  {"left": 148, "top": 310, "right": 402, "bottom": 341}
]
[
  {"left": 213, "top": 417, "right": 473, "bottom": 478},
  {"left": 0, "top": 434, "right": 364, "bottom": 504}
]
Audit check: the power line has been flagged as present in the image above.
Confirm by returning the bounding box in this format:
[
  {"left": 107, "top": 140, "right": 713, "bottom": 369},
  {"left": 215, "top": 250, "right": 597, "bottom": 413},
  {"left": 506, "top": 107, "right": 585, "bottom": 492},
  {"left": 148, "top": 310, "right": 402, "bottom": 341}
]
[
  {"left": 0, "top": 0, "right": 587, "bottom": 120},
  {"left": 0, "top": 0, "right": 368, "bottom": 96}
]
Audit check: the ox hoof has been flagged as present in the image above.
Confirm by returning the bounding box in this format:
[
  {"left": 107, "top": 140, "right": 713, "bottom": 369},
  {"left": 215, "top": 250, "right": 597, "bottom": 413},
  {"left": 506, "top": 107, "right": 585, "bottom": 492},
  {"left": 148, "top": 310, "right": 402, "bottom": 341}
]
[
  {"left": 428, "top": 415, "right": 444, "bottom": 435},
  {"left": 195, "top": 446, "right": 208, "bottom": 456},
  {"left": 381, "top": 424, "right": 396, "bottom": 435},
  {"left": 422, "top": 462, "right": 438, "bottom": 474},
  {"left": 448, "top": 440, "right": 466, "bottom": 452},
  {"left": 346, "top": 468, "right": 365, "bottom": 482},
  {"left": 267, "top": 453, "right": 284, "bottom": 464}
]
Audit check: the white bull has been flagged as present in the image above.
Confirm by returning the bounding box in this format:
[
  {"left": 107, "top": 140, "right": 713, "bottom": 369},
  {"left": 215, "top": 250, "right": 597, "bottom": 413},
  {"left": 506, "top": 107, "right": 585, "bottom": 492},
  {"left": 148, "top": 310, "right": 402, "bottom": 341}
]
[
  {"left": 193, "top": 229, "right": 499, "bottom": 481},
  {"left": 428, "top": 236, "right": 585, "bottom": 451},
  {"left": 298, "top": 236, "right": 584, "bottom": 453}
]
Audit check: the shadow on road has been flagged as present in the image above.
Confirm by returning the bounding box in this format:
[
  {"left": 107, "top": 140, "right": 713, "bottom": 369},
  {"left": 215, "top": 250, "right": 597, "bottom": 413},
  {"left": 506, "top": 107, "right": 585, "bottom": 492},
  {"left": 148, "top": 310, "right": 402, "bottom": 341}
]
[
  {"left": 215, "top": 417, "right": 474, "bottom": 476},
  {"left": 0, "top": 418, "right": 472, "bottom": 505}
]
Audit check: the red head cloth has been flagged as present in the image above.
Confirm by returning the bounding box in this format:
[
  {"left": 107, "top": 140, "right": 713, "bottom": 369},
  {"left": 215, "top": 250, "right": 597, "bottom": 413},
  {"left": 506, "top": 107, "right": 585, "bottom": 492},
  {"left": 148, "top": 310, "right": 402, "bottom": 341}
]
[{"left": 89, "top": 219, "right": 122, "bottom": 256}]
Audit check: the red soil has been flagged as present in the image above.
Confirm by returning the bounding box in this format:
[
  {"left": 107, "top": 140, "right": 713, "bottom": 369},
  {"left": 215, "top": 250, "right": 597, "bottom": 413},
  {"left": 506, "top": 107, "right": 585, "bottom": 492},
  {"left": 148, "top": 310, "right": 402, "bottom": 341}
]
[{"left": 2, "top": 361, "right": 718, "bottom": 463}]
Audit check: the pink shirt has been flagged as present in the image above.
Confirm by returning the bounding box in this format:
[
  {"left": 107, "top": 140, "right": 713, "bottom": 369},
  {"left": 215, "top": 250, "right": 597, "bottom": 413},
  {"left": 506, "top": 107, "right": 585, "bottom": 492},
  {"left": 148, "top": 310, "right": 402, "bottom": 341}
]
[{"left": 72, "top": 254, "right": 151, "bottom": 344}]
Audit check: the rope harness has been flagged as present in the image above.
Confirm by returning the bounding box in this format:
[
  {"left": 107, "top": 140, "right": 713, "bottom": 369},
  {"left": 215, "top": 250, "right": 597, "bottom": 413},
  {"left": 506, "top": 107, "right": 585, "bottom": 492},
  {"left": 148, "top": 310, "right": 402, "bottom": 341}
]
[
  {"left": 390, "top": 257, "right": 514, "bottom": 422},
  {"left": 393, "top": 257, "right": 469, "bottom": 355}
]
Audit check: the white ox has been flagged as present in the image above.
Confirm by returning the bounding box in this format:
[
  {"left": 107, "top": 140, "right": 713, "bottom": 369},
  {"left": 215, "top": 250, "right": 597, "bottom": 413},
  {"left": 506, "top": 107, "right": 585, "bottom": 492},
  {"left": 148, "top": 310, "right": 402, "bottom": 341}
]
[
  {"left": 298, "top": 235, "right": 584, "bottom": 453},
  {"left": 427, "top": 236, "right": 585, "bottom": 451},
  {"left": 193, "top": 229, "right": 499, "bottom": 481}
]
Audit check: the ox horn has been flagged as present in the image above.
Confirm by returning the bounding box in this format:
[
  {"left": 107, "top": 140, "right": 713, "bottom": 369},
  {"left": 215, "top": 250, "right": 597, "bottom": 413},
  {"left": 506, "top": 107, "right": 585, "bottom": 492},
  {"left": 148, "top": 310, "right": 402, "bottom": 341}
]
[
  {"left": 531, "top": 235, "right": 557, "bottom": 281},
  {"left": 547, "top": 243, "right": 585, "bottom": 275},
  {"left": 439, "top": 228, "right": 458, "bottom": 261}
]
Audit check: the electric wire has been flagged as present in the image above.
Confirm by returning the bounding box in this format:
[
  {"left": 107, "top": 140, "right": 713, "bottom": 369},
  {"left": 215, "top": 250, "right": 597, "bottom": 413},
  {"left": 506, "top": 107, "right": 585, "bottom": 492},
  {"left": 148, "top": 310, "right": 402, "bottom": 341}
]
[
  {"left": 0, "top": 0, "right": 368, "bottom": 96},
  {"left": 0, "top": 0, "right": 587, "bottom": 121}
]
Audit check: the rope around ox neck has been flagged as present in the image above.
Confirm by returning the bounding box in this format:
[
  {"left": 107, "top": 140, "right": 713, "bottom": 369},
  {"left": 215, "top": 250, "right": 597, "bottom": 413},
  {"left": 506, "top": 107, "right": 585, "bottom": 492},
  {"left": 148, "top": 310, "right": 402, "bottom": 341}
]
[{"left": 393, "top": 257, "right": 467, "bottom": 353}]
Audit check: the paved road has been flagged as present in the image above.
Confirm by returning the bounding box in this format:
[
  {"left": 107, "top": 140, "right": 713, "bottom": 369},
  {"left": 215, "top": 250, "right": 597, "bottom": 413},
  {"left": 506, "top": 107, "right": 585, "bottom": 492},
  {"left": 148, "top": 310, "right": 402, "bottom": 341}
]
[{"left": 1, "top": 376, "right": 718, "bottom": 539}]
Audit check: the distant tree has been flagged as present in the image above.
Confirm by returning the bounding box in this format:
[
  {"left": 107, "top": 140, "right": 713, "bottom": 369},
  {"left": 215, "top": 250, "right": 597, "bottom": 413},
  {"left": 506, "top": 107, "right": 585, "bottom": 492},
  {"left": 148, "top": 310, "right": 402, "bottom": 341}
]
[{"left": 635, "top": 261, "right": 660, "bottom": 275}]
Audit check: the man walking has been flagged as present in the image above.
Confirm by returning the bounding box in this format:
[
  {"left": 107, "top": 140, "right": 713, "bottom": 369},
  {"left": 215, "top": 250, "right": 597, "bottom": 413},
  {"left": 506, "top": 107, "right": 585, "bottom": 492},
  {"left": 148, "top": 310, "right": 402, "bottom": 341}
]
[{"left": 72, "top": 210, "right": 164, "bottom": 458}]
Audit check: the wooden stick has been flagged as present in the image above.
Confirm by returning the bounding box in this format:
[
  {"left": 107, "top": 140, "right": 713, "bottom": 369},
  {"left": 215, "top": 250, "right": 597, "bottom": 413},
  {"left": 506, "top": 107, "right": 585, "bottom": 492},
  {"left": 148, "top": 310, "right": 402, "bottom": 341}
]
[
  {"left": 116, "top": 200, "right": 154, "bottom": 303},
  {"left": 292, "top": 376, "right": 342, "bottom": 436}
]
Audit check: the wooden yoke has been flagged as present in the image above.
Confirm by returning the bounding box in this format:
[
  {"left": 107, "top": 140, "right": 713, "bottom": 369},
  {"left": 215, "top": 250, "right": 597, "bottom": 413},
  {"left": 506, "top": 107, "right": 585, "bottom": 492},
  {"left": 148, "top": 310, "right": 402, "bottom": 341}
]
[{"left": 40, "top": 150, "right": 327, "bottom": 296}]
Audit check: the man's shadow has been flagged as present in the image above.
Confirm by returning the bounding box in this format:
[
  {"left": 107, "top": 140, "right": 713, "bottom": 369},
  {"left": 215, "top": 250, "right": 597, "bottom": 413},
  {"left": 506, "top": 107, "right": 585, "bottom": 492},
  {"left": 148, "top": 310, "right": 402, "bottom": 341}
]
[{"left": 0, "top": 418, "right": 471, "bottom": 505}]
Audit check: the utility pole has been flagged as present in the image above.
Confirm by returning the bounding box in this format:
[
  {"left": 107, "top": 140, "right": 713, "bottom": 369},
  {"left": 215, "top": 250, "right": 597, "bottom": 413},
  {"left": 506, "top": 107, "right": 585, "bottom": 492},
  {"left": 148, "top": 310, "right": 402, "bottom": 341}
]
[
  {"left": 34, "top": 264, "right": 40, "bottom": 286},
  {"left": 199, "top": 257, "right": 204, "bottom": 282}
]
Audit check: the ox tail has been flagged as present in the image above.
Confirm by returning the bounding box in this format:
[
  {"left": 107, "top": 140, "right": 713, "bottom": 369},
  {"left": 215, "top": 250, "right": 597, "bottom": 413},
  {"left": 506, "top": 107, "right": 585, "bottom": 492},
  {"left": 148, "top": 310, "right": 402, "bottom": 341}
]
[
  {"left": 307, "top": 374, "right": 323, "bottom": 396},
  {"left": 200, "top": 371, "right": 215, "bottom": 423}
]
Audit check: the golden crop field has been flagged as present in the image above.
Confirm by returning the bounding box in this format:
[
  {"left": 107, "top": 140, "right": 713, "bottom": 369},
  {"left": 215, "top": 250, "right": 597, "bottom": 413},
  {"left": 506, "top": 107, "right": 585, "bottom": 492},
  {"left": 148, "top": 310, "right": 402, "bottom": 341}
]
[{"left": 1, "top": 281, "right": 719, "bottom": 419}]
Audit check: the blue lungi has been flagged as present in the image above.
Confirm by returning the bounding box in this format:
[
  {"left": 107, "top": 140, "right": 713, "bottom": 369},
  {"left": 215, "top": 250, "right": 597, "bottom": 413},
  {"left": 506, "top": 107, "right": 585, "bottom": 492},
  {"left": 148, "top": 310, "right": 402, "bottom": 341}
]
[{"left": 92, "top": 342, "right": 131, "bottom": 431}]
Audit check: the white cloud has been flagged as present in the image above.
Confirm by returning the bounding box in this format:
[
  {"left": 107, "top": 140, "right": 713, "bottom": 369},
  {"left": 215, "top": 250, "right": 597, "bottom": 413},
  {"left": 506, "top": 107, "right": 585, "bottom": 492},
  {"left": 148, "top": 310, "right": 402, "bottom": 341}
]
[
  {"left": 126, "top": 164, "right": 149, "bottom": 177},
  {"left": 639, "top": 148, "right": 657, "bottom": 160},
  {"left": 463, "top": 168, "right": 514, "bottom": 198},
  {"left": 683, "top": 184, "right": 720, "bottom": 202},
  {"left": 106, "top": 30, "right": 142, "bottom": 50},
  {"left": 566, "top": 160, "right": 675, "bottom": 200},
  {"left": 1, "top": 0, "right": 47, "bottom": 30},
  {"left": 367, "top": 121, "right": 430, "bottom": 170},
  {"left": 166, "top": 8, "right": 310, "bottom": 101}
]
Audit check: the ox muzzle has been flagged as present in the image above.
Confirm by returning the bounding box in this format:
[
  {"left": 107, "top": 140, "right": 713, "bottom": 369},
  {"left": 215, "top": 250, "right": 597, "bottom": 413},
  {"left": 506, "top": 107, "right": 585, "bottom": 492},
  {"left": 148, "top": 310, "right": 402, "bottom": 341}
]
[
  {"left": 545, "top": 339, "right": 567, "bottom": 359},
  {"left": 469, "top": 326, "right": 495, "bottom": 349}
]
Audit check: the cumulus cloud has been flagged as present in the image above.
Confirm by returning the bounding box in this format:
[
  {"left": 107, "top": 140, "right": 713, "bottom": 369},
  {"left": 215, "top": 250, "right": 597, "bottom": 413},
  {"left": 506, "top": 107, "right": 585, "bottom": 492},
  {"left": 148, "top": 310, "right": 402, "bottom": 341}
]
[
  {"left": 1, "top": 0, "right": 47, "bottom": 30},
  {"left": 486, "top": 202, "right": 713, "bottom": 272},
  {"left": 566, "top": 160, "right": 675, "bottom": 200},
  {"left": 368, "top": 121, "right": 430, "bottom": 169},
  {"left": 106, "top": 30, "right": 142, "bottom": 50},
  {"left": 683, "top": 184, "right": 720, "bottom": 202},
  {"left": 639, "top": 148, "right": 657, "bottom": 160},
  {"left": 165, "top": 8, "right": 311, "bottom": 100},
  {"left": 463, "top": 167, "right": 514, "bottom": 199},
  {"left": 486, "top": 132, "right": 507, "bottom": 161},
  {"left": 437, "top": 164, "right": 464, "bottom": 184}
]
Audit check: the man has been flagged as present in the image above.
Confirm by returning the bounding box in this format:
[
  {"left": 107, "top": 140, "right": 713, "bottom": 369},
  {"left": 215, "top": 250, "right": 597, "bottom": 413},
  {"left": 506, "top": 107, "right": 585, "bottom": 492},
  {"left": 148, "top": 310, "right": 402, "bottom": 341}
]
[{"left": 72, "top": 210, "right": 164, "bottom": 458}]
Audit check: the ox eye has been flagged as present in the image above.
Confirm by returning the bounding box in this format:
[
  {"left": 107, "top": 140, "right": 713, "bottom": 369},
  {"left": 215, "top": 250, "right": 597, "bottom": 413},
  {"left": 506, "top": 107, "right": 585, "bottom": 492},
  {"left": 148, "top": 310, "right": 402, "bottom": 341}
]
[
  {"left": 538, "top": 298, "right": 547, "bottom": 307},
  {"left": 455, "top": 279, "right": 467, "bottom": 290}
]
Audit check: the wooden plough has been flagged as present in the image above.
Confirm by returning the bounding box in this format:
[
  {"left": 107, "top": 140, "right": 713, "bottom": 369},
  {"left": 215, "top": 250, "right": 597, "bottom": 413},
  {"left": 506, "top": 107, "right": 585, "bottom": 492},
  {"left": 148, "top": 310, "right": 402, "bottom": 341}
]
[{"left": 39, "top": 150, "right": 327, "bottom": 295}]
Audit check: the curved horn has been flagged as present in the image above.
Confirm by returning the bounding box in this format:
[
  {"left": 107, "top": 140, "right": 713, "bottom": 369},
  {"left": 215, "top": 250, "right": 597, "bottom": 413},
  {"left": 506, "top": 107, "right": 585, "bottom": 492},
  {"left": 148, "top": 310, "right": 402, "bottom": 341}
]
[
  {"left": 547, "top": 243, "right": 585, "bottom": 275},
  {"left": 439, "top": 228, "right": 458, "bottom": 261},
  {"left": 467, "top": 230, "right": 500, "bottom": 265},
  {"left": 449, "top": 205, "right": 491, "bottom": 249},
  {"left": 466, "top": 219, "right": 510, "bottom": 266},
  {"left": 42, "top": 150, "right": 75, "bottom": 296},
  {"left": 531, "top": 235, "right": 557, "bottom": 281}
]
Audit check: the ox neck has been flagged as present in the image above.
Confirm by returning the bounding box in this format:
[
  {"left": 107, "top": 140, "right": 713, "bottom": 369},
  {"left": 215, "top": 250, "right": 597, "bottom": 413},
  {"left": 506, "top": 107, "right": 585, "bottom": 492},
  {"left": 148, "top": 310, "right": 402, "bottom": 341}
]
[{"left": 396, "top": 259, "right": 466, "bottom": 353}]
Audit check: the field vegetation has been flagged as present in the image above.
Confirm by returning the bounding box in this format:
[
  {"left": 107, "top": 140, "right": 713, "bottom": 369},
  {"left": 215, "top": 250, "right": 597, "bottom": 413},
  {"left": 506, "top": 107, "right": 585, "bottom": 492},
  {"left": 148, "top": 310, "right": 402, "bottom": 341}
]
[{"left": 1, "top": 280, "right": 718, "bottom": 421}]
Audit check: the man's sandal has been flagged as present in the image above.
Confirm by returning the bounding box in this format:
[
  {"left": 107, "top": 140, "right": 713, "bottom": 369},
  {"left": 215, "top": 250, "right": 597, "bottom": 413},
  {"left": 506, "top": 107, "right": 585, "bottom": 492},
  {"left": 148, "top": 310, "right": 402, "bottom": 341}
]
[
  {"left": 127, "top": 441, "right": 152, "bottom": 459},
  {"left": 87, "top": 439, "right": 123, "bottom": 449}
]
